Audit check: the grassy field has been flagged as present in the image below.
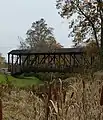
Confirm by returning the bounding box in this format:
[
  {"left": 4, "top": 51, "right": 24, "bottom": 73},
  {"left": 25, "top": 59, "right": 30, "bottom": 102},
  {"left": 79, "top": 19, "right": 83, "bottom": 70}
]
[{"left": 0, "top": 73, "right": 42, "bottom": 88}]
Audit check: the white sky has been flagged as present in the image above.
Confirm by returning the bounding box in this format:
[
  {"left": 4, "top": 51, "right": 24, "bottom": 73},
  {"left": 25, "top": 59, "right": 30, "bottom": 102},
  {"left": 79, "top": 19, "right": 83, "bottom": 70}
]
[{"left": 0, "top": 0, "right": 73, "bottom": 59}]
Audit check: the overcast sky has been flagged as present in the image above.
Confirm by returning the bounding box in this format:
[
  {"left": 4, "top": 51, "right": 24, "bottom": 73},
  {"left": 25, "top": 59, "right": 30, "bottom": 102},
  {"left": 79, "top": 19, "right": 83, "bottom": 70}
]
[{"left": 0, "top": 0, "right": 73, "bottom": 59}]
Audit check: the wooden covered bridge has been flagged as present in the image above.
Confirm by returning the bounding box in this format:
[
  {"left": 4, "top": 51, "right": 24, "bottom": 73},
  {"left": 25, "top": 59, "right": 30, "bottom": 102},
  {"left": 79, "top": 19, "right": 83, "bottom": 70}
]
[{"left": 8, "top": 48, "right": 94, "bottom": 75}]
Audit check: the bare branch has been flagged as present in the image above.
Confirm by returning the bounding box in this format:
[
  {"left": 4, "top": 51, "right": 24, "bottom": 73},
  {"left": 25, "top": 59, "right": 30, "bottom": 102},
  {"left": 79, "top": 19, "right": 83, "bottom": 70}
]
[{"left": 76, "top": 4, "right": 100, "bottom": 50}]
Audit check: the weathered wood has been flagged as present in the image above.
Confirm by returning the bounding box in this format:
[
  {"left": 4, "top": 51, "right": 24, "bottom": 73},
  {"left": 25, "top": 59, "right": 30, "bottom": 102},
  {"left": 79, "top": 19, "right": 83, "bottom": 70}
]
[
  {"left": 11, "top": 55, "right": 13, "bottom": 73},
  {"left": 8, "top": 48, "right": 93, "bottom": 75}
]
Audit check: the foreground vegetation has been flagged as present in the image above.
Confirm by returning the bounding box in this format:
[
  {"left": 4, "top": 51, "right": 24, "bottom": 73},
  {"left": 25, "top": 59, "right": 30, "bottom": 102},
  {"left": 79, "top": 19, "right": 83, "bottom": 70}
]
[
  {"left": 0, "top": 74, "right": 42, "bottom": 88},
  {"left": 0, "top": 72, "right": 103, "bottom": 120}
]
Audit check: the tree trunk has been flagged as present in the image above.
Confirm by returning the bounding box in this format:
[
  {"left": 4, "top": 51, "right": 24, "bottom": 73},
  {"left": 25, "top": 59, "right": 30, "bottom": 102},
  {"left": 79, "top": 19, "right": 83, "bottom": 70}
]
[{"left": 99, "top": 6, "right": 103, "bottom": 69}]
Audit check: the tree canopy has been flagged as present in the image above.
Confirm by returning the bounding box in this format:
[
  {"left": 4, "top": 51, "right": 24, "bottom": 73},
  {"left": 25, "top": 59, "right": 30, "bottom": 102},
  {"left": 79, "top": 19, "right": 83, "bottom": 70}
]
[
  {"left": 56, "top": 0, "right": 103, "bottom": 51},
  {"left": 20, "top": 18, "right": 63, "bottom": 51}
]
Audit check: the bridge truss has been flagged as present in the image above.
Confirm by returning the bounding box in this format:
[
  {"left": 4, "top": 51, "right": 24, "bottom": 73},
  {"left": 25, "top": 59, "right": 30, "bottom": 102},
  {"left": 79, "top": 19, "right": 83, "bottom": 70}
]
[{"left": 8, "top": 48, "right": 94, "bottom": 75}]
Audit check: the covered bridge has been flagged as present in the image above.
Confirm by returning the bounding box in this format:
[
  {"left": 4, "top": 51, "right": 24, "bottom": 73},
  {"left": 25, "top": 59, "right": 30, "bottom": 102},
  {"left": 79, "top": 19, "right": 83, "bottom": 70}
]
[{"left": 8, "top": 47, "right": 93, "bottom": 75}]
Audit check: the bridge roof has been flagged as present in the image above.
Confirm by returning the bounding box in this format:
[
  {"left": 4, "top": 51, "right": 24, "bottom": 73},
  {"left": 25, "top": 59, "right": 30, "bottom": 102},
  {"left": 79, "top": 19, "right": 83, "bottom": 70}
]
[{"left": 8, "top": 48, "right": 84, "bottom": 55}]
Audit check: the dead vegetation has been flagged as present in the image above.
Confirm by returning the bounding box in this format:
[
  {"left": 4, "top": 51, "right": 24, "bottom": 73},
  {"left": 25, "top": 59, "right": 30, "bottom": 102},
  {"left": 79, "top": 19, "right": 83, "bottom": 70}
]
[{"left": 1, "top": 72, "right": 103, "bottom": 120}]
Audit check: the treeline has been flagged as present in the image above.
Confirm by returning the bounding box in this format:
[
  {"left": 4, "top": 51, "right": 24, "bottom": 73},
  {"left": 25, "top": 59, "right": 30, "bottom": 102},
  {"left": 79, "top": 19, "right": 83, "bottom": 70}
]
[{"left": 0, "top": 53, "right": 7, "bottom": 68}]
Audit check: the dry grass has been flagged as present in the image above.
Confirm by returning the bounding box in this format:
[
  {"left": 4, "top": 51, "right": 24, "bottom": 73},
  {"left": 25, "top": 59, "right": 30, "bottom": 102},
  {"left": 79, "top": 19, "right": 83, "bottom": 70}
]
[{"left": 1, "top": 72, "right": 103, "bottom": 120}]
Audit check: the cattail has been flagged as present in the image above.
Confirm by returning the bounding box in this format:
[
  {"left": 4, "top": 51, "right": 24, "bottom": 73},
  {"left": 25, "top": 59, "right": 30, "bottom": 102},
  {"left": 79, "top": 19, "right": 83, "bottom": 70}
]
[
  {"left": 100, "top": 86, "right": 103, "bottom": 106},
  {"left": 0, "top": 99, "right": 2, "bottom": 120},
  {"left": 70, "top": 92, "right": 74, "bottom": 98}
]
